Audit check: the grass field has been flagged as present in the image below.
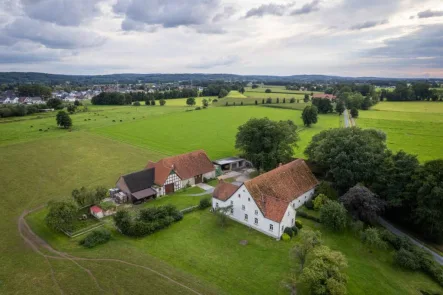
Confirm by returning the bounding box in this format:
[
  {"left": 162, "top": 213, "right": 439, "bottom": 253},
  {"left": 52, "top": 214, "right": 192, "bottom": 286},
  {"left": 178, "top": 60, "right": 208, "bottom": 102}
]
[
  {"left": 90, "top": 106, "right": 340, "bottom": 159},
  {"left": 225, "top": 90, "right": 247, "bottom": 98},
  {"left": 25, "top": 207, "right": 443, "bottom": 295},
  {"left": 357, "top": 101, "right": 443, "bottom": 162}
]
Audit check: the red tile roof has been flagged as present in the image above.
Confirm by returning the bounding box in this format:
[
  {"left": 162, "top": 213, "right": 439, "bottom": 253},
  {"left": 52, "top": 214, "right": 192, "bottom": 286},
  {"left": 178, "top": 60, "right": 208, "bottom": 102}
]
[
  {"left": 146, "top": 150, "right": 214, "bottom": 185},
  {"left": 312, "top": 93, "right": 336, "bottom": 100},
  {"left": 245, "top": 159, "right": 319, "bottom": 222},
  {"left": 213, "top": 181, "right": 240, "bottom": 201},
  {"left": 90, "top": 205, "right": 102, "bottom": 213}
]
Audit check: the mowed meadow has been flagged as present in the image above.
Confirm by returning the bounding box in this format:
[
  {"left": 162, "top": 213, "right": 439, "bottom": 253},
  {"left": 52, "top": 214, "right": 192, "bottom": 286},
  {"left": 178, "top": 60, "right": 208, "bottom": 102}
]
[{"left": 357, "top": 101, "right": 443, "bottom": 162}]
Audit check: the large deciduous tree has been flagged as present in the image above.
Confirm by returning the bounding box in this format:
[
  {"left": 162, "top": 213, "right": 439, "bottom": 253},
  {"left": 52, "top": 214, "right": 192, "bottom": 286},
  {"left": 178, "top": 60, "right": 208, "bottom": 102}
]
[
  {"left": 302, "top": 105, "right": 318, "bottom": 127},
  {"left": 56, "top": 111, "right": 72, "bottom": 129},
  {"left": 186, "top": 97, "right": 196, "bottom": 106},
  {"left": 291, "top": 230, "right": 322, "bottom": 271},
  {"left": 235, "top": 118, "right": 299, "bottom": 171},
  {"left": 312, "top": 98, "right": 333, "bottom": 113},
  {"left": 320, "top": 201, "right": 348, "bottom": 232},
  {"left": 45, "top": 201, "right": 77, "bottom": 232},
  {"left": 339, "top": 185, "right": 386, "bottom": 224},
  {"left": 305, "top": 128, "right": 387, "bottom": 192},
  {"left": 335, "top": 100, "right": 345, "bottom": 115},
  {"left": 300, "top": 245, "right": 348, "bottom": 295}
]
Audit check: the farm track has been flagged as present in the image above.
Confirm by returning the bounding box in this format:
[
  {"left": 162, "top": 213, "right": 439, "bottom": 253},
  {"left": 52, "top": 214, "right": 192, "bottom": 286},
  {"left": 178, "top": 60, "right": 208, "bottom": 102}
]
[{"left": 18, "top": 207, "right": 203, "bottom": 295}]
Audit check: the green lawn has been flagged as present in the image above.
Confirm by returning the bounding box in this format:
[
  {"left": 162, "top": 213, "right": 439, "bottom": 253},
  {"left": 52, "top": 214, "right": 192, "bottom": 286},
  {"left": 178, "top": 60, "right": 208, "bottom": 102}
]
[
  {"left": 357, "top": 102, "right": 443, "bottom": 162},
  {"left": 226, "top": 90, "right": 247, "bottom": 98},
  {"left": 91, "top": 106, "right": 339, "bottom": 159},
  {"left": 26, "top": 208, "right": 443, "bottom": 295},
  {"left": 139, "top": 187, "right": 208, "bottom": 211}
]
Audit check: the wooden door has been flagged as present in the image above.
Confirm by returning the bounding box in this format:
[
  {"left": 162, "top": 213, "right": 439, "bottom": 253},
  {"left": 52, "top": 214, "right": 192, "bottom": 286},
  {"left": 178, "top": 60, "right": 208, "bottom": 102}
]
[
  {"left": 165, "top": 183, "right": 174, "bottom": 194},
  {"left": 194, "top": 174, "right": 203, "bottom": 184}
]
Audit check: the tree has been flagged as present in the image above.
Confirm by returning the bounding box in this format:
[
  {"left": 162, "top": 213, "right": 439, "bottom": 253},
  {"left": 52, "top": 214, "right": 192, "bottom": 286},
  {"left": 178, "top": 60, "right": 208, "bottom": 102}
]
[
  {"left": 133, "top": 101, "right": 141, "bottom": 106},
  {"left": 235, "top": 118, "right": 299, "bottom": 171},
  {"left": 300, "top": 246, "right": 348, "bottom": 295},
  {"left": 312, "top": 98, "right": 333, "bottom": 113},
  {"left": 252, "top": 84, "right": 259, "bottom": 89},
  {"left": 335, "top": 100, "right": 345, "bottom": 115},
  {"left": 304, "top": 94, "right": 309, "bottom": 103},
  {"left": 350, "top": 107, "right": 358, "bottom": 118},
  {"left": 74, "top": 100, "right": 81, "bottom": 106},
  {"left": 240, "top": 87, "right": 245, "bottom": 94},
  {"left": 313, "top": 194, "right": 328, "bottom": 210},
  {"left": 340, "top": 185, "right": 386, "bottom": 224},
  {"left": 305, "top": 128, "right": 387, "bottom": 192},
  {"left": 265, "top": 89, "right": 272, "bottom": 93},
  {"left": 150, "top": 99, "right": 156, "bottom": 105},
  {"left": 56, "top": 111, "right": 72, "bottom": 129},
  {"left": 302, "top": 105, "right": 318, "bottom": 127},
  {"left": 67, "top": 104, "right": 76, "bottom": 114},
  {"left": 409, "top": 160, "right": 443, "bottom": 241},
  {"left": 46, "top": 98, "right": 63, "bottom": 109},
  {"left": 214, "top": 205, "right": 233, "bottom": 228},
  {"left": 320, "top": 200, "right": 347, "bottom": 231},
  {"left": 218, "top": 89, "right": 229, "bottom": 98},
  {"left": 202, "top": 98, "right": 209, "bottom": 107},
  {"left": 291, "top": 230, "right": 322, "bottom": 271},
  {"left": 314, "top": 181, "right": 338, "bottom": 200},
  {"left": 361, "top": 96, "right": 372, "bottom": 110},
  {"left": 360, "top": 228, "right": 388, "bottom": 249},
  {"left": 159, "top": 98, "right": 166, "bottom": 106},
  {"left": 45, "top": 201, "right": 77, "bottom": 232},
  {"left": 186, "top": 97, "right": 196, "bottom": 106}
]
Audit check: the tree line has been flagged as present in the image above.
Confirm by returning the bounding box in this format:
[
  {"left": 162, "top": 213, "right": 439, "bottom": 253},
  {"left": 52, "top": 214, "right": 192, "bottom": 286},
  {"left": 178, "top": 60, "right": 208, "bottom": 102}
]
[{"left": 381, "top": 82, "right": 441, "bottom": 101}]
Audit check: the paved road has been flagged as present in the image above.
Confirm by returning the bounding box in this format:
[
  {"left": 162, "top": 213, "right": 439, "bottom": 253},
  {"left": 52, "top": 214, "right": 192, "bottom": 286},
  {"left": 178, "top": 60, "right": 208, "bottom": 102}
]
[
  {"left": 343, "top": 109, "right": 350, "bottom": 127},
  {"left": 378, "top": 217, "right": 443, "bottom": 265}
]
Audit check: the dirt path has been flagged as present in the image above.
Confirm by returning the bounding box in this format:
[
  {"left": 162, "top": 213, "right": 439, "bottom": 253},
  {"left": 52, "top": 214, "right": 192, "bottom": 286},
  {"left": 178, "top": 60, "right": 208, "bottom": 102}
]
[{"left": 18, "top": 207, "right": 203, "bottom": 295}]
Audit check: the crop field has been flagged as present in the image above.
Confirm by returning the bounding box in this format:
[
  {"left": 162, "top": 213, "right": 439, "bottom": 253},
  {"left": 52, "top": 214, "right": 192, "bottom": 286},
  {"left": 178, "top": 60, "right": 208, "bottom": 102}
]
[
  {"left": 90, "top": 106, "right": 340, "bottom": 159},
  {"left": 214, "top": 97, "right": 310, "bottom": 109},
  {"left": 357, "top": 101, "right": 443, "bottom": 161}
]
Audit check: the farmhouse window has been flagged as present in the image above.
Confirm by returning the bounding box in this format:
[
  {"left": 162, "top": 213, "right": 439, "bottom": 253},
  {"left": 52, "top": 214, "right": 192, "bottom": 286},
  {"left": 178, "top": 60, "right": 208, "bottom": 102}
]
[
  {"left": 255, "top": 210, "right": 258, "bottom": 215},
  {"left": 254, "top": 218, "right": 258, "bottom": 225},
  {"left": 248, "top": 197, "right": 250, "bottom": 201},
  {"left": 230, "top": 200, "right": 233, "bottom": 205},
  {"left": 269, "top": 224, "right": 273, "bottom": 231},
  {"left": 216, "top": 203, "right": 219, "bottom": 208},
  {"left": 242, "top": 205, "right": 245, "bottom": 210},
  {"left": 238, "top": 194, "right": 240, "bottom": 198},
  {"left": 231, "top": 207, "right": 234, "bottom": 214},
  {"left": 245, "top": 214, "right": 248, "bottom": 221},
  {"left": 292, "top": 218, "right": 294, "bottom": 225}
]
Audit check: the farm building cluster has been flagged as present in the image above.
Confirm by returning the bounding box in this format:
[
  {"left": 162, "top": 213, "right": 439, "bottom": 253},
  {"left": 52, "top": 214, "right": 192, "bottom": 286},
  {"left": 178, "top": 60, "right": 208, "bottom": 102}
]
[{"left": 93, "top": 149, "right": 318, "bottom": 239}]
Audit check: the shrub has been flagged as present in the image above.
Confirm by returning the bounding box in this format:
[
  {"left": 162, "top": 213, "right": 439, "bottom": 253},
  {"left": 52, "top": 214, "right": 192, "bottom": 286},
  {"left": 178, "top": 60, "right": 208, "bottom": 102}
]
[
  {"left": 255, "top": 100, "right": 258, "bottom": 105},
  {"left": 350, "top": 220, "right": 364, "bottom": 235},
  {"left": 133, "top": 101, "right": 141, "bottom": 106},
  {"left": 265, "top": 89, "right": 272, "bottom": 93},
  {"left": 291, "top": 226, "right": 299, "bottom": 236},
  {"left": 290, "top": 97, "right": 295, "bottom": 103},
  {"left": 304, "top": 199, "right": 314, "bottom": 210},
  {"left": 314, "top": 181, "right": 338, "bottom": 200},
  {"left": 394, "top": 248, "right": 421, "bottom": 270},
  {"left": 350, "top": 107, "right": 359, "bottom": 118},
  {"left": 360, "top": 228, "right": 388, "bottom": 249},
  {"left": 159, "top": 98, "right": 166, "bottom": 106},
  {"left": 240, "top": 101, "right": 243, "bottom": 106},
  {"left": 320, "top": 200, "right": 347, "bottom": 231},
  {"left": 225, "top": 102, "right": 228, "bottom": 106},
  {"left": 212, "top": 99, "right": 218, "bottom": 103},
  {"left": 282, "top": 233, "right": 291, "bottom": 241},
  {"left": 198, "top": 197, "right": 212, "bottom": 210},
  {"left": 313, "top": 193, "right": 328, "bottom": 210},
  {"left": 284, "top": 227, "right": 294, "bottom": 237},
  {"left": 195, "top": 106, "right": 201, "bottom": 110},
  {"left": 79, "top": 228, "right": 111, "bottom": 248},
  {"left": 295, "top": 220, "right": 303, "bottom": 229},
  {"left": 266, "top": 98, "right": 272, "bottom": 104}
]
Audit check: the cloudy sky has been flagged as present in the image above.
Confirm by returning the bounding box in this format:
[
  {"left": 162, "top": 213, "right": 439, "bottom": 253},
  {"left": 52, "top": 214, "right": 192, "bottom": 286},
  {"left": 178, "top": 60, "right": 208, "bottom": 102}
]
[{"left": 0, "top": 0, "right": 442, "bottom": 77}]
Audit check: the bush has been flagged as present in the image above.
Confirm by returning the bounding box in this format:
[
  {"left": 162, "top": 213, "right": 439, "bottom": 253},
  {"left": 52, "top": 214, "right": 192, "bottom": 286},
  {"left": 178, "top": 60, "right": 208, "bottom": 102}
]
[
  {"left": 304, "top": 199, "right": 314, "bottom": 210},
  {"left": 350, "top": 107, "right": 359, "bottom": 118},
  {"left": 295, "top": 219, "right": 303, "bottom": 229},
  {"left": 212, "top": 99, "right": 218, "bottom": 103},
  {"left": 281, "top": 233, "right": 291, "bottom": 241},
  {"left": 297, "top": 210, "right": 321, "bottom": 223},
  {"left": 313, "top": 193, "right": 328, "bottom": 210},
  {"left": 133, "top": 101, "right": 141, "bottom": 106},
  {"left": 350, "top": 220, "right": 364, "bottom": 235},
  {"left": 198, "top": 197, "right": 212, "bottom": 210},
  {"left": 265, "top": 89, "right": 272, "bottom": 93},
  {"left": 79, "top": 228, "right": 111, "bottom": 248},
  {"left": 394, "top": 248, "right": 421, "bottom": 270},
  {"left": 291, "top": 226, "right": 299, "bottom": 236},
  {"left": 159, "top": 98, "right": 166, "bottom": 106},
  {"left": 284, "top": 227, "right": 294, "bottom": 237},
  {"left": 314, "top": 181, "right": 338, "bottom": 200},
  {"left": 195, "top": 106, "right": 201, "bottom": 110},
  {"left": 360, "top": 228, "right": 388, "bottom": 249},
  {"left": 290, "top": 97, "right": 295, "bottom": 103},
  {"left": 320, "top": 200, "right": 347, "bottom": 231},
  {"left": 266, "top": 97, "right": 272, "bottom": 104}
]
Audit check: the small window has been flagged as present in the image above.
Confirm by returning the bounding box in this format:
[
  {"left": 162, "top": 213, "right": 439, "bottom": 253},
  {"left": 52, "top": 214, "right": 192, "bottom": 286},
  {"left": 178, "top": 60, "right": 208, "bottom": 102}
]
[
  {"left": 242, "top": 205, "right": 245, "bottom": 210},
  {"left": 230, "top": 200, "right": 233, "bottom": 205},
  {"left": 254, "top": 218, "right": 258, "bottom": 225},
  {"left": 216, "top": 203, "right": 219, "bottom": 208},
  {"left": 269, "top": 224, "right": 273, "bottom": 231},
  {"left": 244, "top": 214, "right": 248, "bottom": 221},
  {"left": 248, "top": 197, "right": 250, "bottom": 201},
  {"left": 255, "top": 210, "right": 258, "bottom": 215},
  {"left": 292, "top": 218, "right": 294, "bottom": 225},
  {"left": 238, "top": 194, "right": 240, "bottom": 198},
  {"left": 287, "top": 212, "right": 290, "bottom": 216},
  {"left": 298, "top": 200, "right": 300, "bottom": 203},
  {"left": 231, "top": 207, "right": 234, "bottom": 214},
  {"left": 281, "top": 225, "right": 284, "bottom": 231}
]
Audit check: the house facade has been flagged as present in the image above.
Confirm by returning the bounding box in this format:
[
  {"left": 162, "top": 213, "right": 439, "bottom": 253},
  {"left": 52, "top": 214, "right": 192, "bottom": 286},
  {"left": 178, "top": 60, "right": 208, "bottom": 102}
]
[{"left": 212, "top": 159, "right": 318, "bottom": 239}]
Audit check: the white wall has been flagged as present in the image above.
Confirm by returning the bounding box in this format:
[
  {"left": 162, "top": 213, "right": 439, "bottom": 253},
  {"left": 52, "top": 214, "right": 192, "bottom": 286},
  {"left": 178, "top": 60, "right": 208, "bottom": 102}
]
[
  {"left": 203, "top": 170, "right": 216, "bottom": 180},
  {"left": 157, "top": 172, "right": 182, "bottom": 196},
  {"left": 212, "top": 184, "right": 281, "bottom": 239},
  {"left": 290, "top": 188, "right": 315, "bottom": 210}
]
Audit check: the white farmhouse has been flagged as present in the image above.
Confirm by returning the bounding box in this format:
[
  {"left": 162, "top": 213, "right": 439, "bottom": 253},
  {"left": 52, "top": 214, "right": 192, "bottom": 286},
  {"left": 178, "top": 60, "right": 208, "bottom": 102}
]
[{"left": 212, "top": 159, "right": 318, "bottom": 239}]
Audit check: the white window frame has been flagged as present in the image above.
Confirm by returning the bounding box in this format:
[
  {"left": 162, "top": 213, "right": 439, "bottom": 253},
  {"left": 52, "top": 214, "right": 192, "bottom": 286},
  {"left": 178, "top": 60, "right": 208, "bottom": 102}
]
[{"left": 269, "top": 224, "right": 273, "bottom": 231}]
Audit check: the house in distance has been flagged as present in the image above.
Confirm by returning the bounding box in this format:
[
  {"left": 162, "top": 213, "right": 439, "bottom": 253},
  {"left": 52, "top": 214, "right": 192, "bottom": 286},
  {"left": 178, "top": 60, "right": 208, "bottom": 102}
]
[
  {"left": 212, "top": 159, "right": 318, "bottom": 239},
  {"left": 116, "top": 150, "right": 216, "bottom": 203}
]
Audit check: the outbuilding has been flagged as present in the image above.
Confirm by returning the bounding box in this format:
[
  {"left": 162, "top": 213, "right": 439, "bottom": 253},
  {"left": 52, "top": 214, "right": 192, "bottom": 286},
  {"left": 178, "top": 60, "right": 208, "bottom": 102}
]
[
  {"left": 213, "top": 157, "right": 248, "bottom": 171},
  {"left": 90, "top": 206, "right": 104, "bottom": 219}
]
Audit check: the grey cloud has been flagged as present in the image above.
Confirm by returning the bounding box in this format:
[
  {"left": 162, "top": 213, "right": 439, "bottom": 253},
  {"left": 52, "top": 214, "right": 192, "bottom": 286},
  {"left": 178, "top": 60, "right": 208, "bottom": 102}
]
[
  {"left": 195, "top": 25, "right": 226, "bottom": 34},
  {"left": 115, "top": 0, "right": 221, "bottom": 30},
  {"left": 417, "top": 10, "right": 443, "bottom": 18},
  {"left": 121, "top": 19, "right": 159, "bottom": 32},
  {"left": 291, "top": 0, "right": 321, "bottom": 15},
  {"left": 350, "top": 19, "right": 388, "bottom": 30},
  {"left": 245, "top": 2, "right": 295, "bottom": 18},
  {"left": 190, "top": 55, "right": 240, "bottom": 69},
  {"left": 21, "top": 0, "right": 104, "bottom": 26},
  {"left": 4, "top": 18, "right": 106, "bottom": 49},
  {"left": 364, "top": 24, "right": 443, "bottom": 68},
  {"left": 0, "top": 51, "right": 59, "bottom": 63},
  {"left": 212, "top": 6, "right": 236, "bottom": 22}
]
